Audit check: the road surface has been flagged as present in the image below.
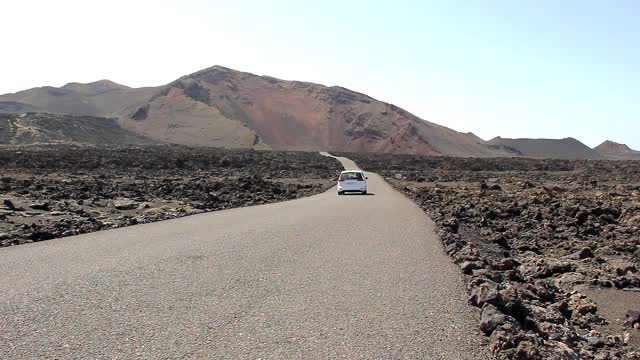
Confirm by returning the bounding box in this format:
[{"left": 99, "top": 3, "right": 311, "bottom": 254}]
[{"left": 0, "top": 155, "right": 489, "bottom": 359}]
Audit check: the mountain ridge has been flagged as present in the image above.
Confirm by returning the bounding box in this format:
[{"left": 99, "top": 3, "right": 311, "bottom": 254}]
[
  {"left": 0, "top": 66, "right": 634, "bottom": 159},
  {"left": 487, "top": 136, "right": 603, "bottom": 160},
  {"left": 0, "top": 65, "right": 516, "bottom": 156}
]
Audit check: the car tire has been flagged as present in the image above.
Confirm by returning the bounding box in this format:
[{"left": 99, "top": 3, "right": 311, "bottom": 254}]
[
  {"left": 338, "top": 191, "right": 343, "bottom": 195},
  {"left": 362, "top": 190, "right": 367, "bottom": 195}
]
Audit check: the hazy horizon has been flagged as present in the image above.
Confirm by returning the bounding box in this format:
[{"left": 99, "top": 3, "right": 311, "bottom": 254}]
[{"left": 2, "top": 0, "right": 638, "bottom": 149}]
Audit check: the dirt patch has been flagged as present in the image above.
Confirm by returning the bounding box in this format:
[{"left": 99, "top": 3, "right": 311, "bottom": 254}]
[
  {"left": 0, "top": 145, "right": 342, "bottom": 247},
  {"left": 581, "top": 287, "right": 640, "bottom": 351},
  {"left": 338, "top": 152, "right": 640, "bottom": 359}
]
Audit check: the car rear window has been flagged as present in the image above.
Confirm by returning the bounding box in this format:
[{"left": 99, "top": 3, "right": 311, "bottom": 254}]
[{"left": 342, "top": 172, "right": 364, "bottom": 181}]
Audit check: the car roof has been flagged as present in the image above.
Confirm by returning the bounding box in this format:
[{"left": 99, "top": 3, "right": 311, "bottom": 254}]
[{"left": 340, "top": 170, "right": 363, "bottom": 173}]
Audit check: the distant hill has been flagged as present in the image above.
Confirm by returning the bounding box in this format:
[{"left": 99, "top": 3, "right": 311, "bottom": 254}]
[
  {"left": 0, "top": 66, "right": 517, "bottom": 156},
  {"left": 60, "top": 79, "right": 131, "bottom": 95},
  {"left": 0, "top": 80, "right": 156, "bottom": 121},
  {"left": 594, "top": 140, "right": 640, "bottom": 160},
  {"left": 0, "top": 113, "right": 155, "bottom": 145},
  {"left": 487, "top": 137, "right": 602, "bottom": 159},
  {"left": 0, "top": 101, "right": 40, "bottom": 113}
]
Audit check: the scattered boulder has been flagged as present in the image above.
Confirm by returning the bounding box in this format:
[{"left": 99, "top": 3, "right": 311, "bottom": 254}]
[
  {"left": 575, "top": 211, "right": 590, "bottom": 225},
  {"left": 480, "top": 303, "right": 518, "bottom": 335},
  {"left": 577, "top": 247, "right": 594, "bottom": 259},
  {"left": 625, "top": 310, "right": 640, "bottom": 328},
  {"left": 461, "top": 260, "right": 483, "bottom": 274},
  {"left": 29, "top": 202, "right": 50, "bottom": 211},
  {"left": 3, "top": 199, "right": 16, "bottom": 210},
  {"left": 112, "top": 198, "right": 140, "bottom": 210},
  {"left": 488, "top": 323, "right": 521, "bottom": 355},
  {"left": 469, "top": 281, "right": 499, "bottom": 307}
]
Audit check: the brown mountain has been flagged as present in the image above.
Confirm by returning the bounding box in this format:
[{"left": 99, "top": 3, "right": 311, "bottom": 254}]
[
  {"left": 0, "top": 66, "right": 514, "bottom": 156},
  {"left": 0, "top": 112, "right": 154, "bottom": 145},
  {"left": 61, "top": 79, "right": 130, "bottom": 94},
  {"left": 488, "top": 137, "right": 602, "bottom": 159},
  {"left": 594, "top": 140, "right": 640, "bottom": 160},
  {"left": 0, "top": 80, "right": 156, "bottom": 120}
]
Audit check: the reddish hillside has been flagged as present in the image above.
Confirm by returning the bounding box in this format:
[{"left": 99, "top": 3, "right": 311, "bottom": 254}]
[
  {"left": 119, "top": 66, "right": 513, "bottom": 155},
  {"left": 0, "top": 66, "right": 517, "bottom": 156}
]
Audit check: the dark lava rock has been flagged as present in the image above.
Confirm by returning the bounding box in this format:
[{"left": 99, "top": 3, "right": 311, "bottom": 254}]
[
  {"left": 480, "top": 303, "right": 518, "bottom": 335},
  {"left": 113, "top": 198, "right": 139, "bottom": 210},
  {"left": 625, "top": 309, "right": 640, "bottom": 328},
  {"left": 461, "top": 260, "right": 483, "bottom": 275},
  {"left": 29, "top": 202, "right": 50, "bottom": 211},
  {"left": 469, "top": 281, "right": 499, "bottom": 307},
  {"left": 131, "top": 104, "right": 150, "bottom": 120},
  {"left": 488, "top": 323, "right": 522, "bottom": 356},
  {"left": 513, "top": 340, "right": 539, "bottom": 360},
  {"left": 578, "top": 247, "right": 594, "bottom": 259},
  {"left": 1, "top": 145, "right": 342, "bottom": 248},
  {"left": 575, "top": 211, "right": 590, "bottom": 225},
  {"left": 586, "top": 335, "right": 606, "bottom": 349},
  {"left": 492, "top": 235, "right": 510, "bottom": 249},
  {"left": 493, "top": 258, "right": 519, "bottom": 271},
  {"left": 28, "top": 230, "right": 55, "bottom": 241},
  {"left": 3, "top": 199, "right": 16, "bottom": 210},
  {"left": 575, "top": 302, "right": 597, "bottom": 315},
  {"left": 549, "top": 261, "right": 577, "bottom": 275}
]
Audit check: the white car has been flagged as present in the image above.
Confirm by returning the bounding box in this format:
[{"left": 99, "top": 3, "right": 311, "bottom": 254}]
[{"left": 337, "top": 170, "right": 368, "bottom": 195}]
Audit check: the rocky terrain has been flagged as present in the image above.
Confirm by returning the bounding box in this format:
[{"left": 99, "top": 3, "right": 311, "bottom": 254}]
[
  {"left": 339, "top": 152, "right": 640, "bottom": 359},
  {"left": 0, "top": 145, "right": 341, "bottom": 247},
  {"left": 0, "top": 112, "right": 155, "bottom": 145}
]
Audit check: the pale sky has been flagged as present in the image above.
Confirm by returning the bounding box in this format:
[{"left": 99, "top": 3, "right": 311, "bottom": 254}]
[{"left": 2, "top": 0, "right": 639, "bottom": 149}]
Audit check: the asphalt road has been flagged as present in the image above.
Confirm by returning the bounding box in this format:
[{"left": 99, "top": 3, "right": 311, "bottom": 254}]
[{"left": 0, "top": 155, "right": 489, "bottom": 359}]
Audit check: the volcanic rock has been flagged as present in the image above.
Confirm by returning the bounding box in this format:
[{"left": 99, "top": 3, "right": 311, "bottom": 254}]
[
  {"left": 113, "top": 198, "right": 139, "bottom": 210},
  {"left": 342, "top": 152, "right": 640, "bottom": 358},
  {"left": 3, "top": 199, "right": 16, "bottom": 210},
  {"left": 0, "top": 145, "right": 341, "bottom": 248},
  {"left": 480, "top": 304, "right": 518, "bottom": 335},
  {"left": 29, "top": 202, "right": 50, "bottom": 211},
  {"left": 625, "top": 310, "right": 640, "bottom": 328}
]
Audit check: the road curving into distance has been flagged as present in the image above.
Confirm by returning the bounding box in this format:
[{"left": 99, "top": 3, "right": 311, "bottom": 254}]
[{"left": 0, "top": 154, "right": 490, "bottom": 359}]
